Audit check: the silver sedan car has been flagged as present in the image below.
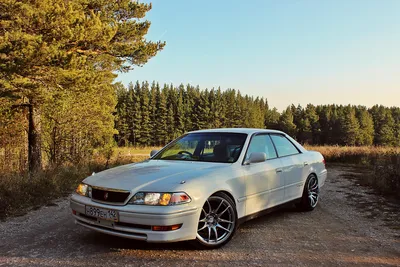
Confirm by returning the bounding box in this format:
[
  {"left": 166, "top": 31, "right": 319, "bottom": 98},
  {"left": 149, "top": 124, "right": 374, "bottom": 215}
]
[{"left": 71, "top": 128, "right": 327, "bottom": 249}]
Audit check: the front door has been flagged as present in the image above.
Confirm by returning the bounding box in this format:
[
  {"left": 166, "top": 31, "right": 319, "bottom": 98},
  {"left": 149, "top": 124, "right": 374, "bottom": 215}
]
[
  {"left": 243, "top": 134, "right": 285, "bottom": 216},
  {"left": 270, "top": 134, "right": 305, "bottom": 202}
]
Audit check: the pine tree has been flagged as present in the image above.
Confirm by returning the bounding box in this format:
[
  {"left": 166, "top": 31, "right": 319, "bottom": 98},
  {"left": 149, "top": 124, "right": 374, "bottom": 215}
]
[
  {"left": 148, "top": 81, "right": 158, "bottom": 145},
  {"left": 355, "top": 107, "right": 374, "bottom": 146},
  {"left": 391, "top": 107, "right": 400, "bottom": 147},
  {"left": 155, "top": 84, "right": 167, "bottom": 146},
  {"left": 166, "top": 102, "right": 175, "bottom": 143},
  {"left": 265, "top": 108, "right": 280, "bottom": 129},
  {"left": 127, "top": 82, "right": 142, "bottom": 146},
  {"left": 339, "top": 106, "right": 360, "bottom": 146},
  {"left": 139, "top": 81, "right": 151, "bottom": 145},
  {"left": 316, "top": 105, "right": 333, "bottom": 145},
  {"left": 183, "top": 84, "right": 195, "bottom": 131},
  {"left": 175, "top": 85, "right": 185, "bottom": 136},
  {"left": 0, "top": 0, "right": 165, "bottom": 172},
  {"left": 114, "top": 83, "right": 129, "bottom": 146},
  {"left": 304, "top": 104, "right": 320, "bottom": 144},
  {"left": 278, "top": 107, "right": 297, "bottom": 137},
  {"left": 370, "top": 105, "right": 396, "bottom": 146}
]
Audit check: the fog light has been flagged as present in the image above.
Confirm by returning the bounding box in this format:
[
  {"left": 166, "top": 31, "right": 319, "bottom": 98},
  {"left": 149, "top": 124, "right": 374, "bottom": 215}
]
[{"left": 152, "top": 224, "right": 182, "bottom": 231}]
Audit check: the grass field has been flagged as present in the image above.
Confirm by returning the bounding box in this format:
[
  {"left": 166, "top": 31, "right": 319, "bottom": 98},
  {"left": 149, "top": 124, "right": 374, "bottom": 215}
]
[{"left": 0, "top": 145, "right": 399, "bottom": 220}]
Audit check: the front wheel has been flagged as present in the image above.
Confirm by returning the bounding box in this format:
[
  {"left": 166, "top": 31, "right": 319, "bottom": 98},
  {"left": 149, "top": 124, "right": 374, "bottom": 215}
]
[
  {"left": 192, "top": 192, "right": 237, "bottom": 249},
  {"left": 297, "top": 174, "right": 319, "bottom": 211}
]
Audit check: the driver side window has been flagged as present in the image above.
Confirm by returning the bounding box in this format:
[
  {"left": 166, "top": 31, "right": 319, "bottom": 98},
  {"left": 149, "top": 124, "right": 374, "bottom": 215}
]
[
  {"left": 161, "top": 140, "right": 198, "bottom": 158},
  {"left": 246, "top": 134, "right": 277, "bottom": 161}
]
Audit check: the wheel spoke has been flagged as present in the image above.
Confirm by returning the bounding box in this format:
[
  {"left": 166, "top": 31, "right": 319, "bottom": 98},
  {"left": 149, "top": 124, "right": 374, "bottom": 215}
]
[
  {"left": 216, "top": 223, "right": 231, "bottom": 233},
  {"left": 202, "top": 208, "right": 207, "bottom": 215},
  {"left": 310, "top": 184, "right": 318, "bottom": 191},
  {"left": 308, "top": 178, "right": 317, "bottom": 190},
  {"left": 208, "top": 225, "right": 212, "bottom": 241},
  {"left": 218, "top": 206, "right": 230, "bottom": 217},
  {"left": 198, "top": 223, "right": 207, "bottom": 231},
  {"left": 215, "top": 199, "right": 225, "bottom": 213},
  {"left": 218, "top": 218, "right": 234, "bottom": 224},
  {"left": 309, "top": 195, "right": 314, "bottom": 206},
  {"left": 199, "top": 217, "right": 207, "bottom": 223},
  {"left": 206, "top": 200, "right": 212, "bottom": 213},
  {"left": 213, "top": 226, "right": 218, "bottom": 242}
]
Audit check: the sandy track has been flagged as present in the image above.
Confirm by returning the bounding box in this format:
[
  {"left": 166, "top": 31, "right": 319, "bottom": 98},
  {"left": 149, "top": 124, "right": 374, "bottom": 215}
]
[{"left": 0, "top": 166, "right": 399, "bottom": 266}]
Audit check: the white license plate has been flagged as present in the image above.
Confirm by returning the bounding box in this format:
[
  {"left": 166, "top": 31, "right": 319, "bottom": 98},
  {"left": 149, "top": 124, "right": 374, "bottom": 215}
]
[{"left": 85, "top": 205, "right": 118, "bottom": 222}]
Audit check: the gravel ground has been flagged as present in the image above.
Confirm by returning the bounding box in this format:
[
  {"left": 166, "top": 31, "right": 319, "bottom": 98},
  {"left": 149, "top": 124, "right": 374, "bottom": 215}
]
[{"left": 0, "top": 165, "right": 399, "bottom": 267}]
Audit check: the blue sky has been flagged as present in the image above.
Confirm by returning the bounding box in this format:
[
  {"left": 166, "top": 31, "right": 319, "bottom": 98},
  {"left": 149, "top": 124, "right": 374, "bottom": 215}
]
[{"left": 116, "top": 0, "right": 400, "bottom": 111}]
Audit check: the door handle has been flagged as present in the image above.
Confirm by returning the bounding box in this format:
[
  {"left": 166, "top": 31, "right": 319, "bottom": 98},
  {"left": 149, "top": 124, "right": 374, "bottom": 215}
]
[
  {"left": 276, "top": 169, "right": 283, "bottom": 173},
  {"left": 304, "top": 162, "right": 309, "bottom": 166}
]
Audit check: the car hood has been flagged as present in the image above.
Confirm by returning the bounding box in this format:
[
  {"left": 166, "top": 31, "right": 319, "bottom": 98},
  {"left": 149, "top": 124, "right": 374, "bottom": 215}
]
[{"left": 83, "top": 160, "right": 228, "bottom": 192}]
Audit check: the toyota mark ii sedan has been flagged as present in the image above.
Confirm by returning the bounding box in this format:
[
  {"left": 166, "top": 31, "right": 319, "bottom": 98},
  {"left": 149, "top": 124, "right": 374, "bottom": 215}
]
[{"left": 70, "top": 128, "right": 327, "bottom": 249}]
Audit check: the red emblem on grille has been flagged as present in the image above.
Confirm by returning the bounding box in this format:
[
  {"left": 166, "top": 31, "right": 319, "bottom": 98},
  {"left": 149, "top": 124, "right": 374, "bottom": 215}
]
[{"left": 104, "top": 192, "right": 108, "bottom": 200}]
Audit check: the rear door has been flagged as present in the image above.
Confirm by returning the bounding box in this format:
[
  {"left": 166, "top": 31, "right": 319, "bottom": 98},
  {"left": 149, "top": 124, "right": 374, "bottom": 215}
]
[
  {"left": 270, "top": 134, "right": 305, "bottom": 202},
  {"left": 243, "top": 134, "right": 285, "bottom": 215}
]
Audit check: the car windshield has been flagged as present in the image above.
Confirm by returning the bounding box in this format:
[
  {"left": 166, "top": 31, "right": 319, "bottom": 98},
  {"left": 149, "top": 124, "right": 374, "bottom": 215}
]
[{"left": 153, "top": 132, "right": 248, "bottom": 163}]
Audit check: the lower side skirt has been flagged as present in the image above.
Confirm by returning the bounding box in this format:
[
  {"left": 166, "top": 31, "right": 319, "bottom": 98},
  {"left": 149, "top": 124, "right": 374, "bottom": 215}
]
[{"left": 238, "top": 198, "right": 302, "bottom": 225}]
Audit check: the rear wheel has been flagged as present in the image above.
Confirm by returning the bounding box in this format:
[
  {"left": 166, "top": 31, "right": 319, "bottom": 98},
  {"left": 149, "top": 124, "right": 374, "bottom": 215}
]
[
  {"left": 297, "top": 174, "right": 319, "bottom": 211},
  {"left": 192, "top": 192, "right": 237, "bottom": 249}
]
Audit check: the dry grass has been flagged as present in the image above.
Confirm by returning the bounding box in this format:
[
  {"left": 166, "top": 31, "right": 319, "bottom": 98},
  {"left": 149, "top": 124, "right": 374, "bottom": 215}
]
[
  {"left": 305, "top": 145, "right": 400, "bottom": 197},
  {"left": 305, "top": 145, "right": 400, "bottom": 163},
  {"left": 0, "top": 165, "right": 90, "bottom": 219},
  {"left": 0, "top": 149, "right": 154, "bottom": 220}
]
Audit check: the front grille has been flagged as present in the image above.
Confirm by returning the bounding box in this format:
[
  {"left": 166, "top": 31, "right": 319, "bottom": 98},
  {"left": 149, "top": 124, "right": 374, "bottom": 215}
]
[{"left": 92, "top": 188, "right": 130, "bottom": 203}]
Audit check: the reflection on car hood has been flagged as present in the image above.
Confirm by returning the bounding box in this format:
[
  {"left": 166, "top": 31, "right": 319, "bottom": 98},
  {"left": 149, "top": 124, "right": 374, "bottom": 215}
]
[{"left": 83, "top": 160, "right": 227, "bottom": 192}]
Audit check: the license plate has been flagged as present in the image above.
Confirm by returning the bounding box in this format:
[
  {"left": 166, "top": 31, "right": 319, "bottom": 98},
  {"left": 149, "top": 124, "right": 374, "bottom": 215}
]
[{"left": 85, "top": 205, "right": 118, "bottom": 222}]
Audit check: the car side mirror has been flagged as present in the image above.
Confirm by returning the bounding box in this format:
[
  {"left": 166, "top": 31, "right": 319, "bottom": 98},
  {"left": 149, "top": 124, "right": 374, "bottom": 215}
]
[
  {"left": 150, "top": 150, "right": 159, "bottom": 157},
  {"left": 244, "top": 152, "right": 267, "bottom": 165}
]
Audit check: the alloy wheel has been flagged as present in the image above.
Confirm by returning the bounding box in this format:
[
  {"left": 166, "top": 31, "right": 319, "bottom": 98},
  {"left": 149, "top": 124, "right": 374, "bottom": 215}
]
[
  {"left": 307, "top": 175, "right": 319, "bottom": 208},
  {"left": 196, "top": 195, "right": 236, "bottom": 246}
]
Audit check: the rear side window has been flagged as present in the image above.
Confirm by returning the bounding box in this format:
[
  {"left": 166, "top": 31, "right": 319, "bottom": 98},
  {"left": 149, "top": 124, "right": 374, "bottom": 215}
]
[
  {"left": 270, "top": 135, "right": 300, "bottom": 157},
  {"left": 246, "top": 134, "right": 277, "bottom": 160}
]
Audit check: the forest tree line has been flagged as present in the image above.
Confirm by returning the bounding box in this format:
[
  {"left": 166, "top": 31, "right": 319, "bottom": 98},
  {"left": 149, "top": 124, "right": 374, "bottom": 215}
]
[{"left": 114, "top": 81, "right": 400, "bottom": 147}]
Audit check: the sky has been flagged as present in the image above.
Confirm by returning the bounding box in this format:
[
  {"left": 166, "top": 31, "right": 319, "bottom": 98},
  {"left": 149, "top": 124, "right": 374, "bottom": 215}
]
[{"left": 116, "top": 0, "right": 400, "bottom": 111}]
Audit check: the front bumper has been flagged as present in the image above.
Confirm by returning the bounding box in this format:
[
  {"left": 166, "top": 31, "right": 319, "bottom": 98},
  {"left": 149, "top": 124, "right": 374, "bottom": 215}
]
[{"left": 70, "top": 194, "right": 200, "bottom": 243}]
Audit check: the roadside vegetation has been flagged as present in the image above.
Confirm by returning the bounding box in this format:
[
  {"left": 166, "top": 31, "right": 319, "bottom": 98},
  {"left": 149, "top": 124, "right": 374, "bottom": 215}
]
[{"left": 306, "top": 146, "right": 400, "bottom": 197}]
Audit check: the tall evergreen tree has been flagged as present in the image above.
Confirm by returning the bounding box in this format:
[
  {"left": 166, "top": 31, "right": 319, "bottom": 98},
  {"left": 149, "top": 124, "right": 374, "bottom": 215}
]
[
  {"left": 0, "top": 0, "right": 165, "bottom": 172},
  {"left": 278, "top": 107, "right": 297, "bottom": 137},
  {"left": 174, "top": 85, "right": 186, "bottom": 136},
  {"left": 139, "top": 81, "right": 151, "bottom": 145},
  {"left": 154, "top": 84, "right": 167, "bottom": 146},
  {"left": 338, "top": 106, "right": 360, "bottom": 146},
  {"left": 114, "top": 83, "right": 129, "bottom": 146},
  {"left": 355, "top": 107, "right": 374, "bottom": 146},
  {"left": 128, "top": 82, "right": 142, "bottom": 146},
  {"left": 304, "top": 104, "right": 320, "bottom": 144}
]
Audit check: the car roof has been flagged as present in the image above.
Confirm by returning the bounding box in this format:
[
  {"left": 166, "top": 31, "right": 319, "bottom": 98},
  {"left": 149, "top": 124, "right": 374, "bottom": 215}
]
[{"left": 187, "top": 128, "right": 285, "bottom": 135}]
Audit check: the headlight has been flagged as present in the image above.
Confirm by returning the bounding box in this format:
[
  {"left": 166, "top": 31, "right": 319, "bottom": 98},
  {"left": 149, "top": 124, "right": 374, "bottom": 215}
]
[
  {"left": 76, "top": 183, "right": 92, "bottom": 197},
  {"left": 129, "top": 192, "right": 191, "bottom": 206}
]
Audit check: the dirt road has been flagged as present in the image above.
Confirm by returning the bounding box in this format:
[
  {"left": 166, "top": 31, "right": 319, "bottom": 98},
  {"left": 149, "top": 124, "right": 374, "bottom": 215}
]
[{"left": 0, "top": 166, "right": 399, "bottom": 266}]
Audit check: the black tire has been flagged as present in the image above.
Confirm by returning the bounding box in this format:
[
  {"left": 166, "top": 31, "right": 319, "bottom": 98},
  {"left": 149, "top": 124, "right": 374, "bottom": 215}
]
[
  {"left": 191, "top": 192, "right": 238, "bottom": 249},
  {"left": 297, "top": 174, "right": 319, "bottom": 211}
]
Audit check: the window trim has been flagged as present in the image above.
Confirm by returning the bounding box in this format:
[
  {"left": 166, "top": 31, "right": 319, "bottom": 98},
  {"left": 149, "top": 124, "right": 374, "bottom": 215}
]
[
  {"left": 241, "top": 132, "right": 279, "bottom": 165},
  {"left": 269, "top": 134, "right": 301, "bottom": 158}
]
